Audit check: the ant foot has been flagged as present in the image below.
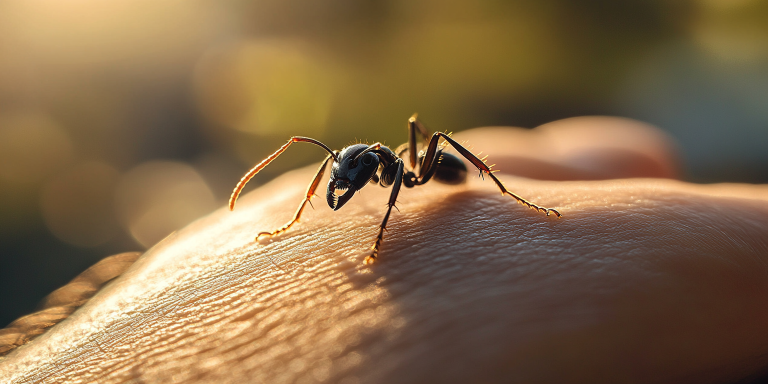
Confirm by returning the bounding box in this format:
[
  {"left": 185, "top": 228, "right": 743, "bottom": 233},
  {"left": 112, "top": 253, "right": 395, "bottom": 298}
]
[
  {"left": 364, "top": 251, "right": 378, "bottom": 265},
  {"left": 255, "top": 231, "right": 274, "bottom": 241},
  {"left": 546, "top": 208, "right": 562, "bottom": 218}
]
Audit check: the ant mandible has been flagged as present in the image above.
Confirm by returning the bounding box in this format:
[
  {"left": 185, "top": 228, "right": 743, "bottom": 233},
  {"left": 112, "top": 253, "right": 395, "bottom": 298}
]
[{"left": 229, "top": 114, "right": 561, "bottom": 265}]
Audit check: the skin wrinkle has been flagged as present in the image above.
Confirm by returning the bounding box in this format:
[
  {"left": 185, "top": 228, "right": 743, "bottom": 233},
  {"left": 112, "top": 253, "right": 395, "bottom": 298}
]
[
  {"left": 2, "top": 122, "right": 768, "bottom": 382},
  {"left": 366, "top": 178, "right": 752, "bottom": 378}
]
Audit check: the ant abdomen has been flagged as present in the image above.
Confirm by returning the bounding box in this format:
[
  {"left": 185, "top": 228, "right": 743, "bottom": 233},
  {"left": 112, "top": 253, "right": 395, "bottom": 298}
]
[{"left": 433, "top": 152, "right": 467, "bottom": 185}]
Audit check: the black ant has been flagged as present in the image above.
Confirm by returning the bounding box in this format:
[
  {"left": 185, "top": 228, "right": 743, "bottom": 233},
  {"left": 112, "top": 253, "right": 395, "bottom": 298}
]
[{"left": 229, "top": 114, "right": 561, "bottom": 264}]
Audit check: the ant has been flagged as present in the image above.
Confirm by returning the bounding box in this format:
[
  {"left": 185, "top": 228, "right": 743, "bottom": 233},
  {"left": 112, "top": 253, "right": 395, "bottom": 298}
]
[{"left": 229, "top": 114, "right": 561, "bottom": 265}]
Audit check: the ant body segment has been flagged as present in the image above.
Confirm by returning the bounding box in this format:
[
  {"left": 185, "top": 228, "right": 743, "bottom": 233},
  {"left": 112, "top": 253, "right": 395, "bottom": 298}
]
[{"left": 229, "top": 114, "right": 561, "bottom": 264}]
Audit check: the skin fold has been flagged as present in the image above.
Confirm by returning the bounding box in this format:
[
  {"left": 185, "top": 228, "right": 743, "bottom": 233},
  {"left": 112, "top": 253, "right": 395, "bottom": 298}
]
[{"left": 1, "top": 117, "right": 767, "bottom": 384}]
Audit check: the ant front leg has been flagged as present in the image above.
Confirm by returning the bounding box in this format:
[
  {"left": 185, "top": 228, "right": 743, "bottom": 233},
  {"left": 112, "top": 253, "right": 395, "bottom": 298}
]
[
  {"left": 420, "top": 132, "right": 562, "bottom": 218},
  {"left": 257, "top": 154, "right": 334, "bottom": 239},
  {"left": 365, "top": 158, "right": 405, "bottom": 264}
]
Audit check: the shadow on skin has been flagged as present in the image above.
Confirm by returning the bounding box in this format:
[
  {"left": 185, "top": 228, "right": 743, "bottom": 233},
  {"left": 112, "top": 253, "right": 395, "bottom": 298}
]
[{"left": 1, "top": 117, "right": 768, "bottom": 384}]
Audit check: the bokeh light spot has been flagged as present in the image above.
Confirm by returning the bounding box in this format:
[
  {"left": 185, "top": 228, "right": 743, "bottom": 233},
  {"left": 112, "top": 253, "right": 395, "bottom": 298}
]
[
  {"left": 691, "top": 0, "right": 768, "bottom": 63},
  {"left": 115, "top": 161, "right": 217, "bottom": 248},
  {"left": 194, "top": 40, "right": 334, "bottom": 136}
]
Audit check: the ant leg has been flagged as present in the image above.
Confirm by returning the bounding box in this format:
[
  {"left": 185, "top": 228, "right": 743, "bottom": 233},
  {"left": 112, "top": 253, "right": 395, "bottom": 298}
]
[
  {"left": 257, "top": 154, "right": 334, "bottom": 239},
  {"left": 365, "top": 158, "right": 405, "bottom": 264},
  {"left": 419, "top": 132, "right": 562, "bottom": 218},
  {"left": 407, "top": 114, "right": 431, "bottom": 169}
]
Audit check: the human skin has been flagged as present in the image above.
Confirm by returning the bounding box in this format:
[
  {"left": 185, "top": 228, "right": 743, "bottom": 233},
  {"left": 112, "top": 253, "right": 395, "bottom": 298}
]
[{"left": 1, "top": 117, "right": 767, "bottom": 383}]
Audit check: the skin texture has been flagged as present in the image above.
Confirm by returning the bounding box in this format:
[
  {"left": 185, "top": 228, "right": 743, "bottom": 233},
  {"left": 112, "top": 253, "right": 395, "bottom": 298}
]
[{"left": 1, "top": 117, "right": 768, "bottom": 383}]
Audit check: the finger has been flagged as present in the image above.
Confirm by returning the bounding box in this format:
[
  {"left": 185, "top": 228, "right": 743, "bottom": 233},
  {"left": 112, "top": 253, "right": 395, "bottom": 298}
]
[
  {"left": 453, "top": 116, "right": 681, "bottom": 180},
  {"left": 3, "top": 167, "right": 767, "bottom": 383}
]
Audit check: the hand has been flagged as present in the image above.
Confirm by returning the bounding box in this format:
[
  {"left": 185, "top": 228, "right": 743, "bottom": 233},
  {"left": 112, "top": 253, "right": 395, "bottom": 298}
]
[{"left": 2, "top": 117, "right": 767, "bottom": 384}]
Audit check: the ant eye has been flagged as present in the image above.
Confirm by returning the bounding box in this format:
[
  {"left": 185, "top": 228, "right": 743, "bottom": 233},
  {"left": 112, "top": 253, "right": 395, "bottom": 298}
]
[{"left": 362, "top": 154, "right": 374, "bottom": 166}]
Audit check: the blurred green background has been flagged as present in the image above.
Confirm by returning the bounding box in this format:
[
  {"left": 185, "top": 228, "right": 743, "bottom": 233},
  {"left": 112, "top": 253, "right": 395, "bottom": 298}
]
[{"left": 1, "top": 0, "right": 767, "bottom": 327}]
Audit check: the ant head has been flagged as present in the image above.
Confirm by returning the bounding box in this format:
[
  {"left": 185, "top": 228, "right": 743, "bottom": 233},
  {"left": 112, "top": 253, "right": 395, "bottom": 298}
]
[{"left": 327, "top": 144, "right": 380, "bottom": 210}]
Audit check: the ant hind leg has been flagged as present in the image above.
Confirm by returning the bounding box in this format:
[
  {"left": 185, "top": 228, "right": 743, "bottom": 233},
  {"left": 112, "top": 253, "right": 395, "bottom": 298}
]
[{"left": 417, "top": 129, "right": 561, "bottom": 218}]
